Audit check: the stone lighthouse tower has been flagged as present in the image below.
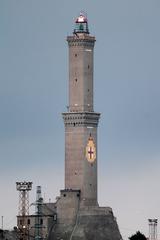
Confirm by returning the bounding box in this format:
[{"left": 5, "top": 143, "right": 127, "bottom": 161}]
[
  {"left": 62, "top": 13, "right": 100, "bottom": 207},
  {"left": 51, "top": 13, "right": 122, "bottom": 240}
]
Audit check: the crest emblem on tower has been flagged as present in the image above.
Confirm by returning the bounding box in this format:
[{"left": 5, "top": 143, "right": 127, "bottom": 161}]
[{"left": 86, "top": 136, "right": 96, "bottom": 163}]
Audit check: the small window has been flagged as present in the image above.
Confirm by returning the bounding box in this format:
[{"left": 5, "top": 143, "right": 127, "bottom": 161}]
[
  {"left": 40, "top": 219, "right": 43, "bottom": 225},
  {"left": 88, "top": 65, "right": 90, "bottom": 69},
  {"left": 75, "top": 54, "right": 77, "bottom": 57},
  {"left": 63, "top": 194, "right": 66, "bottom": 197},
  {"left": 75, "top": 78, "right": 77, "bottom": 82},
  {"left": 27, "top": 219, "right": 30, "bottom": 225},
  {"left": 88, "top": 89, "right": 90, "bottom": 92}
]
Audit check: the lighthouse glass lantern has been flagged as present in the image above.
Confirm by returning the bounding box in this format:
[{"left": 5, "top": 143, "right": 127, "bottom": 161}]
[{"left": 74, "top": 13, "right": 89, "bottom": 34}]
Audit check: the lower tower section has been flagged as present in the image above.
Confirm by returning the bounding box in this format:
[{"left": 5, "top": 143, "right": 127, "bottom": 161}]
[
  {"left": 50, "top": 196, "right": 122, "bottom": 240},
  {"left": 62, "top": 112, "right": 100, "bottom": 207}
]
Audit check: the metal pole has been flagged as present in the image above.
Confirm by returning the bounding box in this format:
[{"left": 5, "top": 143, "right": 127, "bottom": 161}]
[
  {"left": 1, "top": 216, "right": 4, "bottom": 239},
  {"left": 1, "top": 216, "right": 3, "bottom": 230}
]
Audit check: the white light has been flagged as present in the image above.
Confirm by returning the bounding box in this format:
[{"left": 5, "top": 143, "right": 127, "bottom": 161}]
[
  {"left": 78, "top": 16, "right": 85, "bottom": 22},
  {"left": 85, "top": 49, "right": 92, "bottom": 52},
  {"left": 87, "top": 126, "right": 93, "bottom": 129}
]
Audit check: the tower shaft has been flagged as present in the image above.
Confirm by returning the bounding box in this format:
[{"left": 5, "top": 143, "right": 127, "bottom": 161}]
[
  {"left": 63, "top": 15, "right": 100, "bottom": 207},
  {"left": 67, "top": 35, "right": 95, "bottom": 112}
]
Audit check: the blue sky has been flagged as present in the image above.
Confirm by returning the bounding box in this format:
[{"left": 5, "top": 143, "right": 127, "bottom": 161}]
[{"left": 0, "top": 1, "right": 160, "bottom": 239}]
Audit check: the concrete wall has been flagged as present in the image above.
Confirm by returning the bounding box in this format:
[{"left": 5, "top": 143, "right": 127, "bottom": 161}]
[{"left": 56, "top": 189, "right": 80, "bottom": 224}]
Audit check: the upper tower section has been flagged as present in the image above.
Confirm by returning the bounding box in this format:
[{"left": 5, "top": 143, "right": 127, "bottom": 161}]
[{"left": 67, "top": 13, "right": 96, "bottom": 112}]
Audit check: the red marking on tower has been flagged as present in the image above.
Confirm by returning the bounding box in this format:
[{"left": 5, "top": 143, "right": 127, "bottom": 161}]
[{"left": 88, "top": 147, "right": 94, "bottom": 159}]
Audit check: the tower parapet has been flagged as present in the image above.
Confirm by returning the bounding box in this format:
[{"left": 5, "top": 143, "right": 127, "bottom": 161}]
[
  {"left": 67, "top": 35, "right": 95, "bottom": 47},
  {"left": 62, "top": 112, "right": 100, "bottom": 127}
]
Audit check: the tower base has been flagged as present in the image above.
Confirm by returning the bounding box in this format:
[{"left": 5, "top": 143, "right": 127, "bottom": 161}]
[{"left": 49, "top": 189, "right": 122, "bottom": 240}]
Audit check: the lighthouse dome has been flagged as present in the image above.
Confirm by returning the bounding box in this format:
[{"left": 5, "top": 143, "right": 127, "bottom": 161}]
[{"left": 76, "top": 13, "right": 88, "bottom": 23}]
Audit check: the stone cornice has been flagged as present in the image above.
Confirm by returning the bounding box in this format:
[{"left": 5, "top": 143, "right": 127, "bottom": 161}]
[
  {"left": 67, "top": 35, "right": 95, "bottom": 47},
  {"left": 62, "top": 112, "right": 100, "bottom": 127}
]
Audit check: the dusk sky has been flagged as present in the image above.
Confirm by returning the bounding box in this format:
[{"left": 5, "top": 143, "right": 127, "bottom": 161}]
[{"left": 0, "top": 1, "right": 160, "bottom": 239}]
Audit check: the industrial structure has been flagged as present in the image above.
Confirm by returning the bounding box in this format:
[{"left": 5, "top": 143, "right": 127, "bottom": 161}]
[
  {"left": 17, "top": 185, "right": 56, "bottom": 240},
  {"left": 16, "top": 182, "right": 32, "bottom": 217},
  {"left": 148, "top": 219, "right": 158, "bottom": 240},
  {"left": 16, "top": 181, "right": 32, "bottom": 240},
  {"left": 34, "top": 186, "right": 44, "bottom": 240}
]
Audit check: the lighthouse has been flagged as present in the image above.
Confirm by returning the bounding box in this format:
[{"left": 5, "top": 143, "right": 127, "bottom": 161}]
[
  {"left": 51, "top": 13, "right": 122, "bottom": 240},
  {"left": 62, "top": 13, "right": 100, "bottom": 207}
]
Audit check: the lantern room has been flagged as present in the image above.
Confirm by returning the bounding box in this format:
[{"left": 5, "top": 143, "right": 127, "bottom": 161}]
[{"left": 73, "top": 13, "right": 89, "bottom": 34}]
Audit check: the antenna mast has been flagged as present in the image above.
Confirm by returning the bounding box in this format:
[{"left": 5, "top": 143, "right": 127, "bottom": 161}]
[{"left": 34, "top": 186, "right": 43, "bottom": 240}]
